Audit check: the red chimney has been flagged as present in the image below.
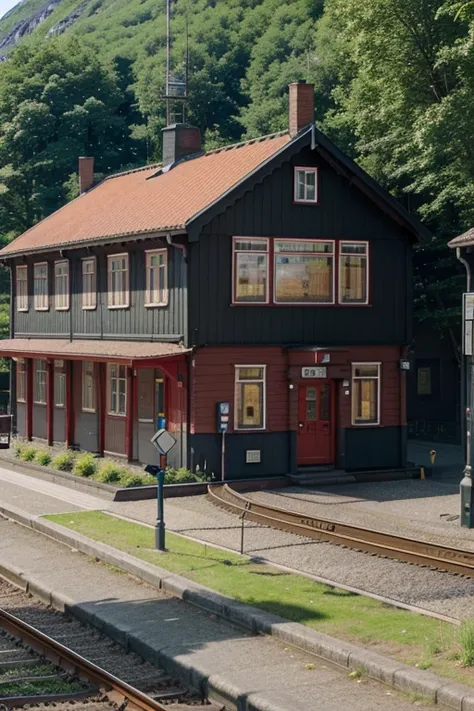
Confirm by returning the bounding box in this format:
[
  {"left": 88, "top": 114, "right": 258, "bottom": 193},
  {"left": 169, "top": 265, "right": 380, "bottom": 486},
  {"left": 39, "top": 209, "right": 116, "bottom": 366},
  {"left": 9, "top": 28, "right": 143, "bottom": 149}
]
[
  {"left": 289, "top": 81, "right": 314, "bottom": 138},
  {"left": 78, "top": 156, "right": 94, "bottom": 194}
]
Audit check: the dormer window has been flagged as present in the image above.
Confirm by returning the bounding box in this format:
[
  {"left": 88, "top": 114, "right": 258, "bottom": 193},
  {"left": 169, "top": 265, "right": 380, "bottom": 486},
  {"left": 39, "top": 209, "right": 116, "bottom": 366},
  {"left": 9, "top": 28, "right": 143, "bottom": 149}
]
[{"left": 294, "top": 167, "right": 318, "bottom": 203}]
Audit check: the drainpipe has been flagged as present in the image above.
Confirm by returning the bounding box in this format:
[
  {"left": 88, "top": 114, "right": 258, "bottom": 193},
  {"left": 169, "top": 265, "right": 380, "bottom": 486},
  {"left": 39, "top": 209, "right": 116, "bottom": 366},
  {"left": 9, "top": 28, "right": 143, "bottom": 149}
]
[
  {"left": 457, "top": 247, "right": 471, "bottom": 291},
  {"left": 166, "top": 234, "right": 187, "bottom": 260}
]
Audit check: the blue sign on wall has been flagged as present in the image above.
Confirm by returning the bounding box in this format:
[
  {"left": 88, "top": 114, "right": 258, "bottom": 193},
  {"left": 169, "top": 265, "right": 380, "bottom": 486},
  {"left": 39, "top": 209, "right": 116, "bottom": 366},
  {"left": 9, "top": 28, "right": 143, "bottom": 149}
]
[{"left": 217, "top": 402, "right": 230, "bottom": 432}]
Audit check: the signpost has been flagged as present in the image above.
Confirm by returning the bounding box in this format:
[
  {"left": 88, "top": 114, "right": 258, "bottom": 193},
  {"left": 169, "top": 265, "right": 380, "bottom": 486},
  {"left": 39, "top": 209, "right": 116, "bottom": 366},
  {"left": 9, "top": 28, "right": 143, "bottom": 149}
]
[
  {"left": 144, "top": 428, "right": 177, "bottom": 550},
  {"left": 217, "top": 402, "right": 230, "bottom": 481},
  {"left": 461, "top": 293, "right": 474, "bottom": 527}
]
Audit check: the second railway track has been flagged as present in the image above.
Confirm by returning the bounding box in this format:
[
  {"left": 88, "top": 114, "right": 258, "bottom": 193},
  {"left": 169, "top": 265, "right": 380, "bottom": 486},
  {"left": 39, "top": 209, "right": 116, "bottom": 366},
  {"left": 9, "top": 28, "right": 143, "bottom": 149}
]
[{"left": 208, "top": 483, "right": 474, "bottom": 577}]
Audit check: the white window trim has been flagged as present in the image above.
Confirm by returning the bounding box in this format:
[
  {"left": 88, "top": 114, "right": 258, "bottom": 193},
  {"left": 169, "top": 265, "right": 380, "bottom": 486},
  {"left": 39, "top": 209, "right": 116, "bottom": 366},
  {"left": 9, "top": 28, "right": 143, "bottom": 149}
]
[
  {"left": 33, "top": 360, "right": 47, "bottom": 405},
  {"left": 82, "top": 257, "right": 97, "bottom": 311},
  {"left": 107, "top": 363, "right": 127, "bottom": 416},
  {"left": 17, "top": 359, "right": 26, "bottom": 403},
  {"left": 107, "top": 253, "right": 130, "bottom": 309},
  {"left": 338, "top": 241, "right": 369, "bottom": 306},
  {"left": 273, "top": 238, "right": 336, "bottom": 305},
  {"left": 232, "top": 236, "right": 270, "bottom": 305},
  {"left": 351, "top": 362, "right": 381, "bottom": 427},
  {"left": 16, "top": 265, "right": 28, "bottom": 312},
  {"left": 54, "top": 259, "right": 70, "bottom": 311},
  {"left": 145, "top": 249, "right": 169, "bottom": 307},
  {"left": 34, "top": 262, "right": 49, "bottom": 311},
  {"left": 54, "top": 367, "right": 66, "bottom": 409},
  {"left": 234, "top": 364, "right": 266, "bottom": 431},
  {"left": 82, "top": 361, "right": 96, "bottom": 413},
  {"left": 294, "top": 166, "right": 319, "bottom": 204}
]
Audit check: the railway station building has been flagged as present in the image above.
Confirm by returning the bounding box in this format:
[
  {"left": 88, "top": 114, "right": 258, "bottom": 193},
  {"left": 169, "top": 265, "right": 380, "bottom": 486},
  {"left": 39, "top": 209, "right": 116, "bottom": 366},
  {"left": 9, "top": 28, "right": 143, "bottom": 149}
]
[{"left": 0, "top": 82, "right": 430, "bottom": 479}]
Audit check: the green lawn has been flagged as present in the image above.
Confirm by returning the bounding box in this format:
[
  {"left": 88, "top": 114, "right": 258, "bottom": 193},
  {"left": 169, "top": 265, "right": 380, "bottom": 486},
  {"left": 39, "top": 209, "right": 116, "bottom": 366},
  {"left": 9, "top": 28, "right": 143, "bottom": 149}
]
[{"left": 45, "top": 510, "right": 471, "bottom": 684}]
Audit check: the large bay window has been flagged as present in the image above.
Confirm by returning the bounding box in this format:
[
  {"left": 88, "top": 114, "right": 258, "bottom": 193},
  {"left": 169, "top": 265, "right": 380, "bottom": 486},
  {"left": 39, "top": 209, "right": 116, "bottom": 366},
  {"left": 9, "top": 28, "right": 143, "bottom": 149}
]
[
  {"left": 54, "top": 260, "right": 69, "bottom": 310},
  {"left": 233, "top": 238, "right": 268, "bottom": 303},
  {"left": 108, "top": 254, "right": 129, "bottom": 308},
  {"left": 339, "top": 242, "right": 368, "bottom": 304},
  {"left": 16, "top": 266, "right": 28, "bottom": 312},
  {"left": 235, "top": 366, "right": 266, "bottom": 430},
  {"left": 17, "top": 359, "right": 26, "bottom": 402},
  {"left": 82, "top": 257, "right": 97, "bottom": 310},
  {"left": 145, "top": 249, "right": 168, "bottom": 306},
  {"left": 108, "top": 364, "right": 127, "bottom": 416},
  {"left": 33, "top": 360, "right": 47, "bottom": 405},
  {"left": 274, "top": 240, "right": 334, "bottom": 303},
  {"left": 352, "top": 363, "right": 380, "bottom": 426},
  {"left": 34, "top": 263, "right": 48, "bottom": 311}
]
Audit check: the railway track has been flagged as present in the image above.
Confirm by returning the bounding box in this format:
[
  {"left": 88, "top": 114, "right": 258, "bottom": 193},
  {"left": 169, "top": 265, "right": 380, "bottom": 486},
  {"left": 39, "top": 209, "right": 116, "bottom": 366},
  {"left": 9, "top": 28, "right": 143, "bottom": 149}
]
[
  {"left": 0, "top": 579, "right": 220, "bottom": 710},
  {"left": 208, "top": 483, "right": 474, "bottom": 577}
]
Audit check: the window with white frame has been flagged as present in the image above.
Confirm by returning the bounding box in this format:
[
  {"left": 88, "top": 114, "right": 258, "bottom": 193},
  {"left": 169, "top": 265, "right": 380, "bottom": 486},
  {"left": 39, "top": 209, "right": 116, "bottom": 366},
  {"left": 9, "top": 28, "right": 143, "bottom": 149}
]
[
  {"left": 235, "top": 366, "right": 266, "bottom": 430},
  {"left": 233, "top": 238, "right": 269, "bottom": 303},
  {"left": 16, "top": 266, "right": 28, "bottom": 311},
  {"left": 82, "top": 361, "right": 96, "bottom": 412},
  {"left": 34, "top": 263, "right": 49, "bottom": 311},
  {"left": 352, "top": 363, "right": 380, "bottom": 426},
  {"left": 54, "top": 360, "right": 65, "bottom": 408},
  {"left": 17, "top": 359, "right": 26, "bottom": 402},
  {"left": 82, "top": 258, "right": 97, "bottom": 310},
  {"left": 33, "top": 360, "right": 47, "bottom": 404},
  {"left": 54, "top": 260, "right": 69, "bottom": 310},
  {"left": 274, "top": 240, "right": 334, "bottom": 303},
  {"left": 294, "top": 167, "right": 318, "bottom": 203},
  {"left": 108, "top": 363, "right": 127, "bottom": 416},
  {"left": 107, "top": 254, "right": 129, "bottom": 308},
  {"left": 339, "top": 242, "right": 368, "bottom": 304},
  {"left": 145, "top": 250, "right": 168, "bottom": 306}
]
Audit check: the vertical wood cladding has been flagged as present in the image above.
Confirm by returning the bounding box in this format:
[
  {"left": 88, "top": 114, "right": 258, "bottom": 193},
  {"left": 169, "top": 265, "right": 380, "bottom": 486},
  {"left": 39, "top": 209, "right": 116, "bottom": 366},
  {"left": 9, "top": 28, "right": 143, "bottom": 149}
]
[
  {"left": 13, "top": 239, "right": 187, "bottom": 342},
  {"left": 189, "top": 146, "right": 412, "bottom": 347}
]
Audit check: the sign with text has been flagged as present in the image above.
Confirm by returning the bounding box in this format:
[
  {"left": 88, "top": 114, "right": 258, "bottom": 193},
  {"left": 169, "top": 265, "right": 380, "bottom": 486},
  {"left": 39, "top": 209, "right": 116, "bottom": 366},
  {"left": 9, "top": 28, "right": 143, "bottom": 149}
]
[
  {"left": 464, "top": 293, "right": 474, "bottom": 356},
  {"left": 301, "top": 366, "right": 327, "bottom": 379}
]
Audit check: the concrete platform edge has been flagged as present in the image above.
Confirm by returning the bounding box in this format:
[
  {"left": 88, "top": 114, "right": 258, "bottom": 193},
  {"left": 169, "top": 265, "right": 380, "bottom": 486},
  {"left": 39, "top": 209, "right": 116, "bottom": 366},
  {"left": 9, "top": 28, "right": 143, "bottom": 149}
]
[{"left": 0, "top": 502, "right": 472, "bottom": 710}]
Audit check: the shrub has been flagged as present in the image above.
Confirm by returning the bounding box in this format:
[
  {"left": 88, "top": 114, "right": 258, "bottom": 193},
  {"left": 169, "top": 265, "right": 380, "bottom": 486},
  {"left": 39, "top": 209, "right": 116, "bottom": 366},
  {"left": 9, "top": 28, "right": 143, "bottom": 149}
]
[
  {"left": 459, "top": 619, "right": 474, "bottom": 666},
  {"left": 74, "top": 452, "right": 98, "bottom": 478},
  {"left": 95, "top": 462, "right": 126, "bottom": 484},
  {"left": 120, "top": 473, "right": 146, "bottom": 488},
  {"left": 20, "top": 446, "right": 37, "bottom": 462},
  {"left": 164, "top": 466, "right": 209, "bottom": 484},
  {"left": 35, "top": 450, "right": 52, "bottom": 466},
  {"left": 52, "top": 451, "right": 75, "bottom": 472},
  {"left": 13, "top": 442, "right": 24, "bottom": 458}
]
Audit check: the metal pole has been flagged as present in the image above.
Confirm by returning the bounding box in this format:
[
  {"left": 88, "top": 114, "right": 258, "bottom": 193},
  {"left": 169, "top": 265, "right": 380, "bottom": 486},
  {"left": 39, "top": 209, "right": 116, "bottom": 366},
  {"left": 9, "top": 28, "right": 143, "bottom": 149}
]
[
  {"left": 156, "top": 469, "right": 166, "bottom": 550},
  {"left": 221, "top": 430, "right": 226, "bottom": 482},
  {"left": 240, "top": 511, "right": 245, "bottom": 555}
]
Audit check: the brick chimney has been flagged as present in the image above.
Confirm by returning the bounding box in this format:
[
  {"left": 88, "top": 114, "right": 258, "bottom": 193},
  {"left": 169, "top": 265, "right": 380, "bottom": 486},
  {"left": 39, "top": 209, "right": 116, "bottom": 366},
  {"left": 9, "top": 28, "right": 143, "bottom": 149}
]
[
  {"left": 78, "top": 156, "right": 94, "bottom": 194},
  {"left": 162, "top": 124, "right": 201, "bottom": 166},
  {"left": 289, "top": 81, "right": 314, "bottom": 138}
]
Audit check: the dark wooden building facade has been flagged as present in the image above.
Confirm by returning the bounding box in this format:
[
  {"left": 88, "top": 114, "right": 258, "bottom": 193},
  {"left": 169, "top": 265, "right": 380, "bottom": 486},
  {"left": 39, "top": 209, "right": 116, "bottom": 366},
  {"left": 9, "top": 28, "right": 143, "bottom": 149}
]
[{"left": 0, "top": 82, "right": 429, "bottom": 479}]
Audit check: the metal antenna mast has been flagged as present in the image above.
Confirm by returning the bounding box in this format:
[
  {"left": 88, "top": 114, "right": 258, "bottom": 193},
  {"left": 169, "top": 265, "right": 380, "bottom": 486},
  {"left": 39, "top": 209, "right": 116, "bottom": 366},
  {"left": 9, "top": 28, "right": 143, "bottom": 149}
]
[{"left": 164, "top": 0, "right": 188, "bottom": 126}]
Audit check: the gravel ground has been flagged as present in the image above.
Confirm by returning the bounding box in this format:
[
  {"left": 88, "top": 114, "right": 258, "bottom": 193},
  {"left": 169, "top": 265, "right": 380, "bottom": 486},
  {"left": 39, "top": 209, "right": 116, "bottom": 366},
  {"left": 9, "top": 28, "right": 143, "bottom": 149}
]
[{"left": 111, "top": 493, "right": 474, "bottom": 621}]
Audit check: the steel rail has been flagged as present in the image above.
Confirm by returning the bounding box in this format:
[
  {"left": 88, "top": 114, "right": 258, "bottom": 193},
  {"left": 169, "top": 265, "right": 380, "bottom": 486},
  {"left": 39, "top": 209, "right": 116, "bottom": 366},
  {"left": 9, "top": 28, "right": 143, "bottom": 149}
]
[
  {"left": 208, "top": 484, "right": 474, "bottom": 577},
  {"left": 0, "top": 608, "right": 169, "bottom": 711}
]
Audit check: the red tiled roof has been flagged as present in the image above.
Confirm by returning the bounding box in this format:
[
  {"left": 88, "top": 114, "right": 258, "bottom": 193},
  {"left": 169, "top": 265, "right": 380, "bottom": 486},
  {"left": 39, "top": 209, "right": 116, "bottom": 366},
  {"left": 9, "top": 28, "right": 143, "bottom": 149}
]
[
  {"left": 0, "top": 339, "right": 189, "bottom": 362},
  {"left": 0, "top": 133, "right": 291, "bottom": 257},
  {"left": 448, "top": 227, "right": 474, "bottom": 248}
]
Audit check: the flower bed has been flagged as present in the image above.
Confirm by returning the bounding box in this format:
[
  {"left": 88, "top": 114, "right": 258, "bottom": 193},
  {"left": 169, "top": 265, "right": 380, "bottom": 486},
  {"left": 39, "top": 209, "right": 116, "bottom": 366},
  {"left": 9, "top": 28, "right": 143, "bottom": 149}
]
[{"left": 12, "top": 441, "right": 210, "bottom": 488}]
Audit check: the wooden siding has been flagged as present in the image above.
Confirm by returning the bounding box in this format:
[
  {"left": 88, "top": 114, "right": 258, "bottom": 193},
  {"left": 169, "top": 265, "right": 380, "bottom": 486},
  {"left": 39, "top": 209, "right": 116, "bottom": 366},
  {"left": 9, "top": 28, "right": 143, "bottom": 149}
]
[
  {"left": 13, "top": 238, "right": 187, "bottom": 342},
  {"left": 32, "top": 403, "right": 47, "bottom": 440},
  {"left": 105, "top": 415, "right": 126, "bottom": 456},
  {"left": 73, "top": 361, "right": 99, "bottom": 452},
  {"left": 189, "top": 146, "right": 412, "bottom": 347}
]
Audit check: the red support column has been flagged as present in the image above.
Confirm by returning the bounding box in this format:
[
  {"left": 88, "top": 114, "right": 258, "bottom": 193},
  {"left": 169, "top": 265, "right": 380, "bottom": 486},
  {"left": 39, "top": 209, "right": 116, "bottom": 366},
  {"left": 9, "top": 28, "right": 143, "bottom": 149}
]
[
  {"left": 26, "top": 358, "right": 33, "bottom": 441},
  {"left": 98, "top": 362, "right": 106, "bottom": 457},
  {"left": 46, "top": 360, "right": 54, "bottom": 446},
  {"left": 65, "top": 360, "right": 74, "bottom": 448},
  {"left": 125, "top": 367, "right": 135, "bottom": 462}
]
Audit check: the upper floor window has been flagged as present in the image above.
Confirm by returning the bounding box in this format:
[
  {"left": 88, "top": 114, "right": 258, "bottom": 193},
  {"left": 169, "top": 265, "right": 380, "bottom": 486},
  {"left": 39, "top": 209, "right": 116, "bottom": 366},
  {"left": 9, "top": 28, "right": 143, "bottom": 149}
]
[
  {"left": 274, "top": 240, "right": 334, "bottom": 304},
  {"left": 54, "top": 260, "right": 69, "bottom": 310},
  {"left": 294, "top": 167, "right": 318, "bottom": 203},
  {"left": 34, "top": 263, "right": 48, "bottom": 311},
  {"left": 108, "top": 363, "right": 127, "bottom": 416},
  {"left": 16, "top": 265, "right": 28, "bottom": 312},
  {"left": 352, "top": 363, "right": 380, "bottom": 426},
  {"left": 233, "top": 238, "right": 269, "bottom": 304},
  {"left": 17, "top": 358, "right": 26, "bottom": 402},
  {"left": 339, "top": 242, "right": 368, "bottom": 304},
  {"left": 54, "top": 360, "right": 65, "bottom": 408},
  {"left": 33, "top": 359, "right": 47, "bottom": 404},
  {"left": 235, "top": 365, "right": 266, "bottom": 430},
  {"left": 82, "top": 257, "right": 97, "bottom": 310},
  {"left": 82, "top": 361, "right": 96, "bottom": 412},
  {"left": 108, "top": 253, "right": 129, "bottom": 308},
  {"left": 145, "top": 250, "right": 168, "bottom": 306}
]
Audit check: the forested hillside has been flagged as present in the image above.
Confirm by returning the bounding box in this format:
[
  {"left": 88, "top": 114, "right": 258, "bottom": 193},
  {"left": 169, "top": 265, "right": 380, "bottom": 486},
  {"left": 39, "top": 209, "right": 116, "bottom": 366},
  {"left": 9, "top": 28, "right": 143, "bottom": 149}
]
[{"left": 0, "top": 0, "right": 473, "bottom": 341}]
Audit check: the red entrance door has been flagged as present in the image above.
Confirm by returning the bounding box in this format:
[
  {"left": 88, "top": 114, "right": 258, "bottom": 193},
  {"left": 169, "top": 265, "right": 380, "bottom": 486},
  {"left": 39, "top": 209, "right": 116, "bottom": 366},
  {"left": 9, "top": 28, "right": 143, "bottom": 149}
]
[{"left": 297, "top": 381, "right": 333, "bottom": 466}]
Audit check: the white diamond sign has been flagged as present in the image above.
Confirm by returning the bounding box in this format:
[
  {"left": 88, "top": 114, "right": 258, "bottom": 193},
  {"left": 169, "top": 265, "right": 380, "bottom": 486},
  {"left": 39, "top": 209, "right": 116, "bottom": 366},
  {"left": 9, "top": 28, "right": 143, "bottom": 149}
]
[{"left": 151, "top": 428, "right": 177, "bottom": 455}]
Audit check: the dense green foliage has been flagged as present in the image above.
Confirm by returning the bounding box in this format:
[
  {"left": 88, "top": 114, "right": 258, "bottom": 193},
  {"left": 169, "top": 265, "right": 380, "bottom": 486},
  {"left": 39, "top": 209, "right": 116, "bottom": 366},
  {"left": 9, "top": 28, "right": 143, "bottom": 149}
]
[{"left": 1, "top": 0, "right": 474, "bottom": 344}]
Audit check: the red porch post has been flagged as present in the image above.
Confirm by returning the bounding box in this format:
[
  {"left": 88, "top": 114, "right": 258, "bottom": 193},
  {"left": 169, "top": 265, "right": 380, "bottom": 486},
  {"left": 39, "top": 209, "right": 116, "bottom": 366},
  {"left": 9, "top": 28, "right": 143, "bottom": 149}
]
[
  {"left": 125, "top": 367, "right": 135, "bottom": 462},
  {"left": 65, "top": 360, "right": 74, "bottom": 448},
  {"left": 46, "top": 360, "right": 54, "bottom": 446},
  {"left": 98, "top": 362, "right": 106, "bottom": 457},
  {"left": 26, "top": 358, "right": 33, "bottom": 441}
]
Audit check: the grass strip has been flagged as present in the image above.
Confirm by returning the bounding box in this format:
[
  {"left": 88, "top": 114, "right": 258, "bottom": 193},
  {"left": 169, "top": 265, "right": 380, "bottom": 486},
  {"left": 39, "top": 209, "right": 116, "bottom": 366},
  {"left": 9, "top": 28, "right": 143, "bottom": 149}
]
[{"left": 45, "top": 511, "right": 469, "bottom": 685}]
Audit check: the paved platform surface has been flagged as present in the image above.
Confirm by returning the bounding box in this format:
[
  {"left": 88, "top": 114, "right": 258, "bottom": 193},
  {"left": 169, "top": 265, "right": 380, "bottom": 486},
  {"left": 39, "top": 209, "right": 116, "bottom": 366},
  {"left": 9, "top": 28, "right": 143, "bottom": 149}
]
[{"left": 0, "top": 516, "right": 434, "bottom": 711}]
